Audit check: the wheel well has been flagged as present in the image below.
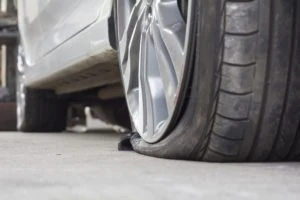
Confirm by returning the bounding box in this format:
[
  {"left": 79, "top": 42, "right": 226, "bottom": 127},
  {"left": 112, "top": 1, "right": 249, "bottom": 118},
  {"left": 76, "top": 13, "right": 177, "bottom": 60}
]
[{"left": 108, "top": 1, "right": 117, "bottom": 50}]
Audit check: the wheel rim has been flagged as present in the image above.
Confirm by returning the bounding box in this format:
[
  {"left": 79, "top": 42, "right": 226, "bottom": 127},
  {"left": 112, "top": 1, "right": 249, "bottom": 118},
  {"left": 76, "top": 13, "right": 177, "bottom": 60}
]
[{"left": 116, "top": 0, "right": 190, "bottom": 143}]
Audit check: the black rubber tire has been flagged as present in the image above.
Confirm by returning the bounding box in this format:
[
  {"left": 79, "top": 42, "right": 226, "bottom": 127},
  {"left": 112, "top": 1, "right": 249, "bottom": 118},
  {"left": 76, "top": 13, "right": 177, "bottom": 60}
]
[
  {"left": 0, "top": 103, "right": 16, "bottom": 131},
  {"left": 131, "top": 0, "right": 300, "bottom": 161},
  {"left": 18, "top": 88, "right": 68, "bottom": 132}
]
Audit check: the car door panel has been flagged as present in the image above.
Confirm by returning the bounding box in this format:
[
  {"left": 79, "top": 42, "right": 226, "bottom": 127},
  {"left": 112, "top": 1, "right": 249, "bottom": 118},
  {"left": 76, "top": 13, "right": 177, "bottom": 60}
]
[
  {"left": 19, "top": 0, "right": 113, "bottom": 66},
  {"left": 39, "top": 0, "right": 102, "bottom": 57},
  {"left": 18, "top": 0, "right": 117, "bottom": 89}
]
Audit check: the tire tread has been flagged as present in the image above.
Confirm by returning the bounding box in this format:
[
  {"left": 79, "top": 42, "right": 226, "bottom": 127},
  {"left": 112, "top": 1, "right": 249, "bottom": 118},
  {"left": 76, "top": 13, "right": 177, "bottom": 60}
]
[
  {"left": 204, "top": 0, "right": 300, "bottom": 161},
  {"left": 20, "top": 88, "right": 68, "bottom": 132}
]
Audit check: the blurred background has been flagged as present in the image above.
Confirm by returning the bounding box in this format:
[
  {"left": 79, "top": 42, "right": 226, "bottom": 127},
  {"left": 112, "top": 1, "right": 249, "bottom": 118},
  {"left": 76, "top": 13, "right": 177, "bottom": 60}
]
[
  {"left": 0, "top": 0, "right": 114, "bottom": 133},
  {"left": 0, "top": 0, "right": 18, "bottom": 131}
]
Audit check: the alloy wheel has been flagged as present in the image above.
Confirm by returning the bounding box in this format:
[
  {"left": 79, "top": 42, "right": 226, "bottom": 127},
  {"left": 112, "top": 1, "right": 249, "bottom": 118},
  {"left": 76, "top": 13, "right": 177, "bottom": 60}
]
[{"left": 116, "top": 0, "right": 191, "bottom": 143}]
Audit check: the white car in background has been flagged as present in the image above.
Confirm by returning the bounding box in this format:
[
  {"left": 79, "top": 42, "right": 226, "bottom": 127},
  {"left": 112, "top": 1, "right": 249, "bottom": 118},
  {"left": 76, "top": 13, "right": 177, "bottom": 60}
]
[{"left": 17, "top": 0, "right": 300, "bottom": 161}]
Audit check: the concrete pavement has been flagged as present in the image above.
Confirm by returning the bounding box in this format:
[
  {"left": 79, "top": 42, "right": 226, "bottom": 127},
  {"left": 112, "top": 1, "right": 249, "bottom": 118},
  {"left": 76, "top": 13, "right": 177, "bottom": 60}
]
[{"left": 0, "top": 131, "right": 299, "bottom": 200}]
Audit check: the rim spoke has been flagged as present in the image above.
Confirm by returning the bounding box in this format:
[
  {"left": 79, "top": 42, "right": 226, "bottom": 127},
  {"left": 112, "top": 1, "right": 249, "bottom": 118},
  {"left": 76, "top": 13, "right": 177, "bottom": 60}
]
[
  {"left": 119, "top": 0, "right": 145, "bottom": 66},
  {"left": 153, "top": 0, "right": 186, "bottom": 78},
  {"left": 143, "top": 23, "right": 168, "bottom": 135},
  {"left": 126, "top": 88, "right": 139, "bottom": 125},
  {"left": 137, "top": 11, "right": 149, "bottom": 133},
  {"left": 116, "top": 0, "right": 136, "bottom": 40},
  {"left": 121, "top": 2, "right": 146, "bottom": 93},
  {"left": 152, "top": 22, "right": 178, "bottom": 112},
  {"left": 123, "top": 16, "right": 143, "bottom": 93}
]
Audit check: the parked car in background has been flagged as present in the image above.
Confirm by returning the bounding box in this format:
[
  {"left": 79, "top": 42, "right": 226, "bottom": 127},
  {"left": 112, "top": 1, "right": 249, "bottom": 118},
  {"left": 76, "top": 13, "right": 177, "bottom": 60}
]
[{"left": 17, "top": 0, "right": 300, "bottom": 161}]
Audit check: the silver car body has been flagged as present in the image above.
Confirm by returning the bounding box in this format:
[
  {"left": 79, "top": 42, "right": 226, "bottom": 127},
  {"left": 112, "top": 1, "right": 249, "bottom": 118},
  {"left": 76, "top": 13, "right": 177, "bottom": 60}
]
[{"left": 18, "top": 0, "right": 117, "bottom": 93}]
